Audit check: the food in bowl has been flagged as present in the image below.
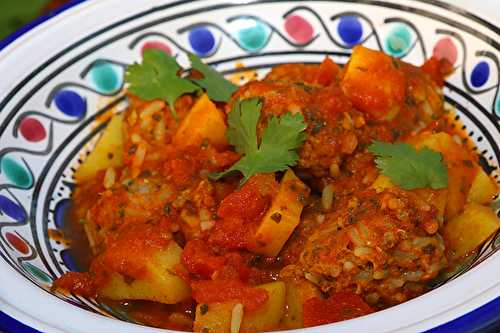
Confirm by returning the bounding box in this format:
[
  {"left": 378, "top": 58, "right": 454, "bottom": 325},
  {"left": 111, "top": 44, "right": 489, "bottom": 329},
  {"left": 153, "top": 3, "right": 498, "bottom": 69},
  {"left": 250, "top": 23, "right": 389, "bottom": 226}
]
[{"left": 52, "top": 45, "right": 500, "bottom": 332}]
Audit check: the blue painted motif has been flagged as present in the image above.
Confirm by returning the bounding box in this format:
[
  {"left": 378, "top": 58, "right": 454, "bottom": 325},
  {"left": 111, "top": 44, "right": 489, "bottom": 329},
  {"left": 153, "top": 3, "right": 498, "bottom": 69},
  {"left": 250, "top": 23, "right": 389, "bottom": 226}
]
[
  {"left": 337, "top": 16, "right": 363, "bottom": 45},
  {"left": 54, "top": 199, "right": 70, "bottom": 229},
  {"left": 61, "top": 249, "right": 80, "bottom": 272},
  {"left": 0, "top": 194, "right": 26, "bottom": 222},
  {"left": 54, "top": 90, "right": 86, "bottom": 117},
  {"left": 470, "top": 61, "right": 490, "bottom": 88},
  {"left": 188, "top": 26, "right": 216, "bottom": 56}
]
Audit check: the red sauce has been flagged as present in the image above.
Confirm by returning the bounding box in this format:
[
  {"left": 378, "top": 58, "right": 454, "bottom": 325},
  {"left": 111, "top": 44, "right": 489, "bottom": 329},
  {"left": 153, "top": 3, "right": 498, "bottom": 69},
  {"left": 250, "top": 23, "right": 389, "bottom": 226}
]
[
  {"left": 315, "top": 57, "right": 340, "bottom": 86},
  {"left": 191, "top": 280, "right": 268, "bottom": 311},
  {"left": 182, "top": 240, "right": 226, "bottom": 278},
  {"left": 421, "top": 57, "right": 454, "bottom": 87},
  {"left": 91, "top": 220, "right": 172, "bottom": 288},
  {"left": 53, "top": 272, "right": 96, "bottom": 298},
  {"left": 303, "top": 292, "right": 373, "bottom": 327}
]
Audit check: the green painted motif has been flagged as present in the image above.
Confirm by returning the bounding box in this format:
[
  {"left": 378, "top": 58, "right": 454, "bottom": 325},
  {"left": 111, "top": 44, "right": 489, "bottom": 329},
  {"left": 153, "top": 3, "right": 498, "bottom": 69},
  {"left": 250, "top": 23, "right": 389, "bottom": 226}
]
[
  {"left": 22, "top": 262, "right": 53, "bottom": 284},
  {"left": 233, "top": 19, "right": 271, "bottom": 52},
  {"left": 90, "top": 62, "right": 121, "bottom": 94},
  {"left": 384, "top": 24, "right": 413, "bottom": 57},
  {"left": 1, "top": 156, "right": 33, "bottom": 188}
]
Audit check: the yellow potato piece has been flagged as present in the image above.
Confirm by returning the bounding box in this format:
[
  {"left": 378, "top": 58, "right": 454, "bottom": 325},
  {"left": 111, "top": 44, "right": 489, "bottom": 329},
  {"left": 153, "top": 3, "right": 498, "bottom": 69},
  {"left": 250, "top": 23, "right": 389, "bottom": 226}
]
[
  {"left": 250, "top": 169, "right": 310, "bottom": 256},
  {"left": 98, "top": 241, "right": 191, "bottom": 304},
  {"left": 340, "top": 45, "right": 406, "bottom": 121},
  {"left": 173, "top": 93, "right": 228, "bottom": 148},
  {"left": 194, "top": 301, "right": 235, "bottom": 333},
  {"left": 193, "top": 282, "right": 286, "bottom": 333},
  {"left": 443, "top": 203, "right": 500, "bottom": 259},
  {"left": 412, "top": 132, "right": 478, "bottom": 219},
  {"left": 468, "top": 168, "right": 498, "bottom": 204},
  {"left": 282, "top": 280, "right": 321, "bottom": 329},
  {"left": 74, "top": 113, "right": 124, "bottom": 182},
  {"left": 240, "top": 282, "right": 286, "bottom": 333}
]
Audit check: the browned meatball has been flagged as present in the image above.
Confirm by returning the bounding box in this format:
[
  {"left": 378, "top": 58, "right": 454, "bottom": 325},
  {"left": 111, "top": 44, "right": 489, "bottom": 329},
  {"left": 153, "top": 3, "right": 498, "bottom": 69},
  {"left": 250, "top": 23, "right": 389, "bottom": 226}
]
[{"left": 299, "top": 187, "right": 447, "bottom": 308}]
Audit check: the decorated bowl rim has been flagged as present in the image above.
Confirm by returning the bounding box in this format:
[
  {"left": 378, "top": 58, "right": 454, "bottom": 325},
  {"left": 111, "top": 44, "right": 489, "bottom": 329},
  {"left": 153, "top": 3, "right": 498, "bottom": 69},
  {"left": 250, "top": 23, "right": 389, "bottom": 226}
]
[{"left": 0, "top": 1, "right": 499, "bottom": 332}]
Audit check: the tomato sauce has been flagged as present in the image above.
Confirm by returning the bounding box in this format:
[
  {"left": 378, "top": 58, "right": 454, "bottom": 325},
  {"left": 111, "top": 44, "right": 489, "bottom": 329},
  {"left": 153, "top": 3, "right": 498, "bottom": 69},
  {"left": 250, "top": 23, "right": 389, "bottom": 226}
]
[{"left": 303, "top": 292, "right": 373, "bottom": 327}]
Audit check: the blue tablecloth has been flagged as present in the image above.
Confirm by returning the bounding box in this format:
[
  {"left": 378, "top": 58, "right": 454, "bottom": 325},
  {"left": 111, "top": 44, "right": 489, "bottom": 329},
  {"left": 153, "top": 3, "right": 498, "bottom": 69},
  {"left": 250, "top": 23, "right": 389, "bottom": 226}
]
[{"left": 0, "top": 311, "right": 41, "bottom": 333}]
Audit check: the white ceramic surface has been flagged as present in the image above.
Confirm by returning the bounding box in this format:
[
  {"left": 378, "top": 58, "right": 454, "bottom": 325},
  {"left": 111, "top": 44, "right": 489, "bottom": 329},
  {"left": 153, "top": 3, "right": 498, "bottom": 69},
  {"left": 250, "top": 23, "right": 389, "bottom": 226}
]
[{"left": 0, "top": 1, "right": 499, "bottom": 332}]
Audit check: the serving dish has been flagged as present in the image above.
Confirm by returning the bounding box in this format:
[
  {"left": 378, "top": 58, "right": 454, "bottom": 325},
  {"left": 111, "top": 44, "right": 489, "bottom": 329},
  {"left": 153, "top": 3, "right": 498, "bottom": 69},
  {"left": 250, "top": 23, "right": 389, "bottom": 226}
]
[{"left": 0, "top": 0, "right": 499, "bottom": 332}]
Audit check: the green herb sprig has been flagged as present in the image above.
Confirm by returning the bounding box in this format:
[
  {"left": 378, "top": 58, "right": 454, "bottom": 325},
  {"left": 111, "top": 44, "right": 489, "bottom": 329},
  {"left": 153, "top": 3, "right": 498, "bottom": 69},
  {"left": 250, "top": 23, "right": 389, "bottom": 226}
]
[
  {"left": 368, "top": 141, "right": 448, "bottom": 190},
  {"left": 210, "top": 98, "right": 307, "bottom": 184},
  {"left": 125, "top": 49, "right": 237, "bottom": 118}
]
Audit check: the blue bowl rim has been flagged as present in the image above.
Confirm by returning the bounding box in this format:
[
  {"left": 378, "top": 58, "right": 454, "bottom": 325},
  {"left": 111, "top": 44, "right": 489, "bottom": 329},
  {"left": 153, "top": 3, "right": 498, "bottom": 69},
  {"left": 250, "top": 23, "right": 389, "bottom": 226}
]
[{"left": 0, "top": 0, "right": 498, "bottom": 332}]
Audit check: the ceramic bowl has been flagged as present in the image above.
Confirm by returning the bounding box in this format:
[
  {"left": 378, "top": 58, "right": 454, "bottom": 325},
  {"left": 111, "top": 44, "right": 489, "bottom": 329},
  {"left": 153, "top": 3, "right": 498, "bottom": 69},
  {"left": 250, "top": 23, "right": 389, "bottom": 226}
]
[{"left": 0, "top": 1, "right": 499, "bottom": 332}]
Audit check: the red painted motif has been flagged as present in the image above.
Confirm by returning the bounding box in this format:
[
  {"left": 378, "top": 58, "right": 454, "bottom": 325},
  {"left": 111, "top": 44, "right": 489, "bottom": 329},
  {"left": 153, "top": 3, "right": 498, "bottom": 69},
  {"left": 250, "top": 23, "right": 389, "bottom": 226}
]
[
  {"left": 19, "top": 117, "right": 46, "bottom": 142},
  {"left": 433, "top": 37, "right": 458, "bottom": 65},
  {"left": 5, "top": 232, "right": 30, "bottom": 254},
  {"left": 284, "top": 15, "right": 314, "bottom": 44},
  {"left": 141, "top": 41, "right": 172, "bottom": 56}
]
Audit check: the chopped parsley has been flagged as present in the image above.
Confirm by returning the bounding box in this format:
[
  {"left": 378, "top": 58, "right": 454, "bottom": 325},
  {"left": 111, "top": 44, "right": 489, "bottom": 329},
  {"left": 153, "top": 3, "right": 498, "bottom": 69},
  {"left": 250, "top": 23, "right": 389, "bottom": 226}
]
[
  {"left": 368, "top": 141, "right": 448, "bottom": 190},
  {"left": 210, "top": 98, "right": 307, "bottom": 185},
  {"left": 125, "top": 49, "right": 236, "bottom": 118}
]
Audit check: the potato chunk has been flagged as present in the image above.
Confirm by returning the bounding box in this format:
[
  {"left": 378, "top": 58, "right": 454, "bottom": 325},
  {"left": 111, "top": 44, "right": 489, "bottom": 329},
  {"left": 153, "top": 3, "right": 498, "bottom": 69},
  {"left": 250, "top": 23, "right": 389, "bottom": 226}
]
[
  {"left": 412, "top": 132, "right": 478, "bottom": 219},
  {"left": 250, "top": 169, "right": 310, "bottom": 256},
  {"left": 341, "top": 46, "right": 406, "bottom": 121},
  {"left": 98, "top": 241, "right": 191, "bottom": 304},
  {"left": 193, "top": 282, "right": 286, "bottom": 333},
  {"left": 443, "top": 203, "right": 500, "bottom": 259},
  {"left": 194, "top": 301, "right": 235, "bottom": 333},
  {"left": 173, "top": 93, "right": 228, "bottom": 148},
  {"left": 240, "top": 282, "right": 286, "bottom": 332},
  {"left": 468, "top": 168, "right": 498, "bottom": 204},
  {"left": 283, "top": 280, "right": 322, "bottom": 329},
  {"left": 74, "top": 113, "right": 124, "bottom": 182}
]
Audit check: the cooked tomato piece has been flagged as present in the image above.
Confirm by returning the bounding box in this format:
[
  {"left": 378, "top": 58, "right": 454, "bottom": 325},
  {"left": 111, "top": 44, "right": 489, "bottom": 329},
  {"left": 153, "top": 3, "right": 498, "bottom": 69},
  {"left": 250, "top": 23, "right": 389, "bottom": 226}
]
[
  {"left": 208, "top": 217, "right": 249, "bottom": 250},
  {"left": 315, "top": 57, "right": 340, "bottom": 86},
  {"left": 303, "top": 292, "right": 373, "bottom": 327},
  {"left": 421, "top": 57, "right": 453, "bottom": 87},
  {"left": 217, "top": 174, "right": 277, "bottom": 222},
  {"left": 182, "top": 240, "right": 226, "bottom": 278}
]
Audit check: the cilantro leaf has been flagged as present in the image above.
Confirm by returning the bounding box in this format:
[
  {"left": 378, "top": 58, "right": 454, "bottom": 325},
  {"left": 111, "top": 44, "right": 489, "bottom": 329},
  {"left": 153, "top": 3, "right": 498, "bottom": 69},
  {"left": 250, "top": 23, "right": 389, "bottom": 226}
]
[
  {"left": 189, "top": 54, "right": 238, "bottom": 102},
  {"left": 368, "top": 141, "right": 448, "bottom": 190},
  {"left": 125, "top": 49, "right": 200, "bottom": 118},
  {"left": 210, "top": 98, "right": 307, "bottom": 184},
  {"left": 226, "top": 98, "right": 261, "bottom": 155}
]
